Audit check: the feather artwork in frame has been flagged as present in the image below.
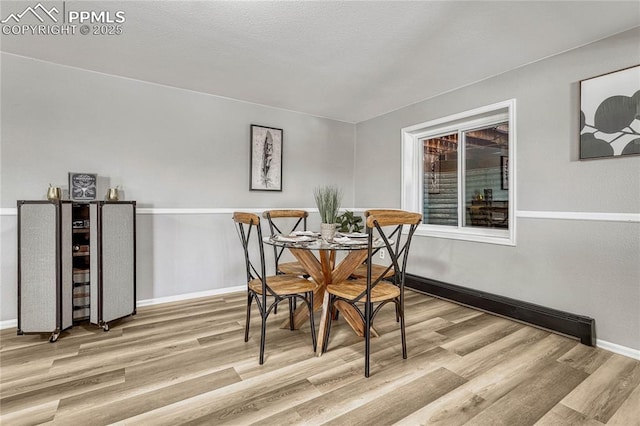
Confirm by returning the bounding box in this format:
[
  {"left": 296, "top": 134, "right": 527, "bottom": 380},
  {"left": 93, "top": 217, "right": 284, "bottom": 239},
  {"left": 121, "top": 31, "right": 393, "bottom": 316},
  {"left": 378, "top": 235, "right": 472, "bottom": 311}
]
[
  {"left": 250, "top": 124, "right": 282, "bottom": 191},
  {"left": 262, "top": 130, "right": 273, "bottom": 185}
]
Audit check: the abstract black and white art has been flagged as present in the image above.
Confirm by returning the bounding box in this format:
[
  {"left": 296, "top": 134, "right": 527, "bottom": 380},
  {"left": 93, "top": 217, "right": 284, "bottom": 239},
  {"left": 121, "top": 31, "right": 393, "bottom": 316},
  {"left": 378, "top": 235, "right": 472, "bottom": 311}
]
[
  {"left": 69, "top": 172, "right": 97, "bottom": 201},
  {"left": 580, "top": 65, "right": 640, "bottom": 159},
  {"left": 250, "top": 124, "right": 283, "bottom": 191}
]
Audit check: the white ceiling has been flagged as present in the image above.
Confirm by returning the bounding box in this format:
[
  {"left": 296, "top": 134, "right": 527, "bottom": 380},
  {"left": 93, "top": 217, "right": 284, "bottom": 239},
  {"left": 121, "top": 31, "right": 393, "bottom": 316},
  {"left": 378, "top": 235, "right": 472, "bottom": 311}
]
[{"left": 1, "top": 1, "right": 639, "bottom": 123}]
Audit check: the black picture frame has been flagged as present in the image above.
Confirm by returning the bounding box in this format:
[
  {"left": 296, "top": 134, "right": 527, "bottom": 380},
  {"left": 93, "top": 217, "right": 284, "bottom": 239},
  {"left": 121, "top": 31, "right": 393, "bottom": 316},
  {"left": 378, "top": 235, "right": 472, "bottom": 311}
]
[
  {"left": 68, "top": 172, "right": 97, "bottom": 201},
  {"left": 250, "top": 124, "right": 283, "bottom": 191},
  {"left": 579, "top": 64, "right": 640, "bottom": 159},
  {"left": 501, "top": 156, "right": 509, "bottom": 190}
]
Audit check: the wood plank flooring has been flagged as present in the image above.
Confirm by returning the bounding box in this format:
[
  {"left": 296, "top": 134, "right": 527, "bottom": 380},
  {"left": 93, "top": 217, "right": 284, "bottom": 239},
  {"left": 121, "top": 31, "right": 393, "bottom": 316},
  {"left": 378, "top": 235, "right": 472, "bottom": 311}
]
[{"left": 1, "top": 290, "right": 639, "bottom": 425}]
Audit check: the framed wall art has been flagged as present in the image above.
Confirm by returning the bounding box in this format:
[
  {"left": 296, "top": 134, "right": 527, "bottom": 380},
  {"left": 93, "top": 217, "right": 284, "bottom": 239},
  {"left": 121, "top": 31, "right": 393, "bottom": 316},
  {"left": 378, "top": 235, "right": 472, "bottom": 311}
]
[
  {"left": 579, "top": 65, "right": 640, "bottom": 159},
  {"left": 69, "top": 172, "right": 97, "bottom": 201},
  {"left": 250, "top": 124, "right": 282, "bottom": 191}
]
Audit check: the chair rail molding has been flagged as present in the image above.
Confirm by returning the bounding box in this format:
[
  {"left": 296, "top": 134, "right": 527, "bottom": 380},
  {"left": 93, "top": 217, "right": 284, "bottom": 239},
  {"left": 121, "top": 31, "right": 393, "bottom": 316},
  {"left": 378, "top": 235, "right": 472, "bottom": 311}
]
[
  {"left": 517, "top": 210, "right": 640, "bottom": 223},
  {"left": 2, "top": 207, "right": 638, "bottom": 222}
]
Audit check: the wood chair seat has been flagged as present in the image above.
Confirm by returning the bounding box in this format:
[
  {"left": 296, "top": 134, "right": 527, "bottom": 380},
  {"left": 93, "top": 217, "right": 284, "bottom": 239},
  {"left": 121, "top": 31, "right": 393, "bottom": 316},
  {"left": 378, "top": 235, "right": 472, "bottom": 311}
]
[
  {"left": 249, "top": 274, "right": 317, "bottom": 296},
  {"left": 350, "top": 263, "right": 394, "bottom": 280},
  {"left": 278, "top": 261, "right": 309, "bottom": 277},
  {"left": 327, "top": 279, "right": 400, "bottom": 303}
]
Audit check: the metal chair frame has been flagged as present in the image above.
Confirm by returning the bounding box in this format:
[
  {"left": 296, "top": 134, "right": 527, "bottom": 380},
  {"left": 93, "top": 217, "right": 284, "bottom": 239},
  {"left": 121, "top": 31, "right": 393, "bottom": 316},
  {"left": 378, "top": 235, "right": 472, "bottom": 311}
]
[{"left": 233, "top": 212, "right": 316, "bottom": 364}]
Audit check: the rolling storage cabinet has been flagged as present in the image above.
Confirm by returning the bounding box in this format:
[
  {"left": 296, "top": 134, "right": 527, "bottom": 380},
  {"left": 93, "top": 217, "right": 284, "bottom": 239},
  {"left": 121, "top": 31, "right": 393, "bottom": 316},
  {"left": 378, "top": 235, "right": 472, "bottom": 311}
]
[
  {"left": 90, "top": 201, "right": 136, "bottom": 331},
  {"left": 17, "top": 200, "right": 136, "bottom": 341}
]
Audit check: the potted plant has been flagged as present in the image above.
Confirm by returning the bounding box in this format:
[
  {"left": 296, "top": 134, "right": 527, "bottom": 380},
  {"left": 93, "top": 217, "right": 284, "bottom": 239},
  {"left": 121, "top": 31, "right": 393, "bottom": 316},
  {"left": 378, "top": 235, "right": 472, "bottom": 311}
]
[
  {"left": 336, "top": 210, "right": 363, "bottom": 233},
  {"left": 314, "top": 185, "right": 342, "bottom": 240}
]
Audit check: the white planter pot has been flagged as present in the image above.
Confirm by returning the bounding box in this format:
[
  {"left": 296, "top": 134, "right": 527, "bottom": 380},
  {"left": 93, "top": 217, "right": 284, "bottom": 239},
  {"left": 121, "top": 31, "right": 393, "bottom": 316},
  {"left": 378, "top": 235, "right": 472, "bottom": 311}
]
[{"left": 320, "top": 223, "right": 337, "bottom": 241}]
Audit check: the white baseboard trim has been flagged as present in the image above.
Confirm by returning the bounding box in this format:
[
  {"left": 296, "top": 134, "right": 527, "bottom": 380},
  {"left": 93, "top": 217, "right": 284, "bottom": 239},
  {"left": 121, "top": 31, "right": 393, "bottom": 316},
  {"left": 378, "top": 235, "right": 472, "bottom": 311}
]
[
  {"left": 135, "top": 286, "right": 246, "bottom": 307},
  {"left": 0, "top": 319, "right": 17, "bottom": 330},
  {"left": 0, "top": 286, "right": 247, "bottom": 330},
  {"left": 597, "top": 339, "right": 640, "bottom": 360}
]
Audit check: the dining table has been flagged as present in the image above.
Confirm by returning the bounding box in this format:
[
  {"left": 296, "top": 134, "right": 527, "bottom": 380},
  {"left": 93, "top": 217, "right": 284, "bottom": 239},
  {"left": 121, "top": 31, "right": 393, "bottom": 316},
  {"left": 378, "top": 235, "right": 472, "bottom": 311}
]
[{"left": 263, "top": 231, "right": 384, "bottom": 356}]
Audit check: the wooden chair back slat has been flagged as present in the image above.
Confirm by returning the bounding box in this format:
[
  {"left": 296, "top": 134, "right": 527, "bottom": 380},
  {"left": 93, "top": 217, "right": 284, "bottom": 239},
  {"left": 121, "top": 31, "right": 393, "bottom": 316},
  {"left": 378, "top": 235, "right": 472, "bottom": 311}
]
[
  {"left": 366, "top": 211, "right": 422, "bottom": 228},
  {"left": 263, "top": 210, "right": 308, "bottom": 219},
  {"left": 233, "top": 212, "right": 260, "bottom": 225}
]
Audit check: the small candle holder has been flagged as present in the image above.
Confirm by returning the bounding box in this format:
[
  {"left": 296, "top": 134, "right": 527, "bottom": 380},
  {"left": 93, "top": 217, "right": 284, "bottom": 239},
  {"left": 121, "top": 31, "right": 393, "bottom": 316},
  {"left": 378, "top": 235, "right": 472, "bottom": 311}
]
[
  {"left": 47, "top": 184, "right": 61, "bottom": 201},
  {"left": 106, "top": 186, "right": 119, "bottom": 201}
]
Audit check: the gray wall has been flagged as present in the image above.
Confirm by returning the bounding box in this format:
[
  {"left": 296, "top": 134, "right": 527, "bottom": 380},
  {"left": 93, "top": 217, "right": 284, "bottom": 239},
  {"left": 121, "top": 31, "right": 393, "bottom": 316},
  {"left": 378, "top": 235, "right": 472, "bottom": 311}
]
[
  {"left": 2, "top": 29, "right": 639, "bottom": 353},
  {"left": 354, "top": 28, "right": 640, "bottom": 350},
  {"left": 0, "top": 53, "right": 355, "bottom": 320}
]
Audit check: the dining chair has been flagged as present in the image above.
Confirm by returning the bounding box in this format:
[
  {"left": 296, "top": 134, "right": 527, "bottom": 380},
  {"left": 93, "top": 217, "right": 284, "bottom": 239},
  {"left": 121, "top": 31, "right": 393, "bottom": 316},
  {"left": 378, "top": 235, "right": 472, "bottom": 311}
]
[
  {"left": 263, "top": 210, "right": 311, "bottom": 315},
  {"left": 233, "top": 212, "right": 317, "bottom": 364},
  {"left": 349, "top": 209, "right": 403, "bottom": 280},
  {"left": 322, "top": 210, "right": 422, "bottom": 377},
  {"left": 262, "top": 210, "right": 309, "bottom": 277}
]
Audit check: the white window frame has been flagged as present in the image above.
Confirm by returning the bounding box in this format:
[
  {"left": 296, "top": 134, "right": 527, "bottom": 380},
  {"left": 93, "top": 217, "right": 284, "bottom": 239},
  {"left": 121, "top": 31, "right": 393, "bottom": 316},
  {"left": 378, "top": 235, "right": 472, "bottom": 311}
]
[{"left": 401, "top": 99, "right": 517, "bottom": 246}]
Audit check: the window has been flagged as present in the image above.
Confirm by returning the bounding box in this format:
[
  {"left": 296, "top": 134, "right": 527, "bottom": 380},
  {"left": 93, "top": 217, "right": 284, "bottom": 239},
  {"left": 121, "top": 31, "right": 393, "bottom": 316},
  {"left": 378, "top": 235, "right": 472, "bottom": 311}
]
[{"left": 401, "top": 99, "right": 516, "bottom": 245}]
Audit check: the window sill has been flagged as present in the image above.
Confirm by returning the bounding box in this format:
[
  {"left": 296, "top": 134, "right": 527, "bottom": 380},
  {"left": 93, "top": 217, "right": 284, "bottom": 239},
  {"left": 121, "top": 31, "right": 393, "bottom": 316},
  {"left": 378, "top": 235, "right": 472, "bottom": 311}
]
[{"left": 414, "top": 226, "right": 516, "bottom": 246}]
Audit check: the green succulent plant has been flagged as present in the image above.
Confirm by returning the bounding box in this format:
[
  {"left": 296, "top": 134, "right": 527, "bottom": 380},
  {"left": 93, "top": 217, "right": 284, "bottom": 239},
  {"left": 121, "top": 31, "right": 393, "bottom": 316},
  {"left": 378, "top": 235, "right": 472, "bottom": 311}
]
[{"left": 336, "top": 210, "right": 363, "bottom": 233}]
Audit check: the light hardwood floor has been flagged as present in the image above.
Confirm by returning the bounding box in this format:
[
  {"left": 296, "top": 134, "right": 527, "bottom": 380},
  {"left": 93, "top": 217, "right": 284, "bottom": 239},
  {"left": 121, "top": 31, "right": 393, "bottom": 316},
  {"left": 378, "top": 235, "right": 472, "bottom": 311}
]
[{"left": 1, "top": 290, "right": 639, "bottom": 425}]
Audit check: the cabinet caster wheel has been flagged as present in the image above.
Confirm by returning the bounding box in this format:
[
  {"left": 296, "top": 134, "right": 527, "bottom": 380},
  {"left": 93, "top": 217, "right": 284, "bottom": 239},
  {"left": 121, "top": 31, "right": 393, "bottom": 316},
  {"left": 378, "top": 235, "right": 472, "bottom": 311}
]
[
  {"left": 49, "top": 333, "right": 59, "bottom": 343},
  {"left": 102, "top": 323, "right": 109, "bottom": 332}
]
